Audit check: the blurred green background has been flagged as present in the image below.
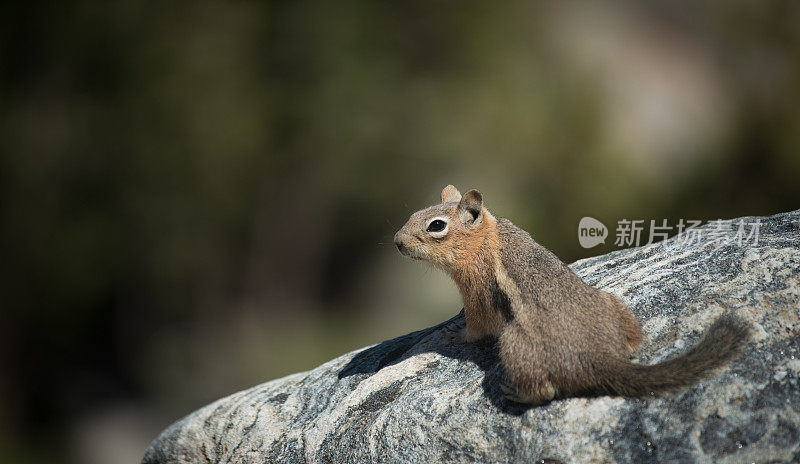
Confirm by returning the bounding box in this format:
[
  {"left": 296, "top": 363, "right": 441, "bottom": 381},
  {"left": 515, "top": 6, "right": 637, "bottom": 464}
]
[{"left": 1, "top": 1, "right": 798, "bottom": 462}]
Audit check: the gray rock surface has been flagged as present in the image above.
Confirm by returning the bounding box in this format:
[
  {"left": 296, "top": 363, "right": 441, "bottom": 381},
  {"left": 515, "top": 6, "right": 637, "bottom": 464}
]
[{"left": 143, "top": 210, "right": 800, "bottom": 463}]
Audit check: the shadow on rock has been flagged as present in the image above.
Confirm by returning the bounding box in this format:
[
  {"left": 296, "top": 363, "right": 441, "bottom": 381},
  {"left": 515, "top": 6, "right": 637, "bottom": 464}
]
[{"left": 338, "top": 309, "right": 540, "bottom": 415}]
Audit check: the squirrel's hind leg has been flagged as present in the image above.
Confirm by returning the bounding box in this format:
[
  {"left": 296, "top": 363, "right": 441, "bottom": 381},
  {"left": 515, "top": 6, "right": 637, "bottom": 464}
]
[
  {"left": 605, "top": 293, "right": 643, "bottom": 354},
  {"left": 617, "top": 305, "right": 643, "bottom": 354}
]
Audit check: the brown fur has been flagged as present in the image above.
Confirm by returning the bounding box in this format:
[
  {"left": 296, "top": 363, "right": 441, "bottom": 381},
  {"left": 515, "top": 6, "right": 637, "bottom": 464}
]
[{"left": 394, "top": 185, "right": 751, "bottom": 405}]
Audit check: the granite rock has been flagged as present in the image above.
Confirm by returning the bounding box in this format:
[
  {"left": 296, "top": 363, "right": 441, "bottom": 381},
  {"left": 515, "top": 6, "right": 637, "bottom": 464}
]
[{"left": 143, "top": 210, "right": 800, "bottom": 463}]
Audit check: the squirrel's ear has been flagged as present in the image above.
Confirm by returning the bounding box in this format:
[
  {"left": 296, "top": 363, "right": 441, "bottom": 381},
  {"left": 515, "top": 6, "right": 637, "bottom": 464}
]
[
  {"left": 458, "top": 189, "right": 483, "bottom": 223},
  {"left": 441, "top": 185, "right": 462, "bottom": 203}
]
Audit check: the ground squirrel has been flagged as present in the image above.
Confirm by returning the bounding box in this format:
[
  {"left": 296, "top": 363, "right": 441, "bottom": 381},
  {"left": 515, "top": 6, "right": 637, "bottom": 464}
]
[{"left": 393, "top": 185, "right": 751, "bottom": 405}]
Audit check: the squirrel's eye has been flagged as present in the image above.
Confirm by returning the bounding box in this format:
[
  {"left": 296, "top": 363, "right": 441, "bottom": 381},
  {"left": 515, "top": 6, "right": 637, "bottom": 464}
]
[{"left": 427, "top": 219, "right": 447, "bottom": 233}]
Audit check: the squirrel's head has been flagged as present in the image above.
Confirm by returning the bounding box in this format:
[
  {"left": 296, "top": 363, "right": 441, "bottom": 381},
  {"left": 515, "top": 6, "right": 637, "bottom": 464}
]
[{"left": 394, "top": 185, "right": 495, "bottom": 272}]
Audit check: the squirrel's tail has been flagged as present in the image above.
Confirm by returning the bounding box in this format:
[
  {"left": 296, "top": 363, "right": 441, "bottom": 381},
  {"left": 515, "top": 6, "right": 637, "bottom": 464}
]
[{"left": 601, "top": 314, "right": 751, "bottom": 396}]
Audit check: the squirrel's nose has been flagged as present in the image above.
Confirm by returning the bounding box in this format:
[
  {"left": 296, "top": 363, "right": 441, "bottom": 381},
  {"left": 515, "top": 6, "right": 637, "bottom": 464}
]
[{"left": 393, "top": 233, "right": 405, "bottom": 251}]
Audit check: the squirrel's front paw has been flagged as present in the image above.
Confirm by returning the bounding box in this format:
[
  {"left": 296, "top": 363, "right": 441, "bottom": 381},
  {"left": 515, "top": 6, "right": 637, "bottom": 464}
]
[
  {"left": 500, "top": 378, "right": 554, "bottom": 406},
  {"left": 500, "top": 379, "right": 526, "bottom": 403},
  {"left": 443, "top": 321, "right": 468, "bottom": 344}
]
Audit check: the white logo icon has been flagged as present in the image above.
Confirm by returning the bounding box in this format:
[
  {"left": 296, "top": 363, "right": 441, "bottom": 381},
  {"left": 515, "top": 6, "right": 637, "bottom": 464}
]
[{"left": 578, "top": 217, "right": 608, "bottom": 248}]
